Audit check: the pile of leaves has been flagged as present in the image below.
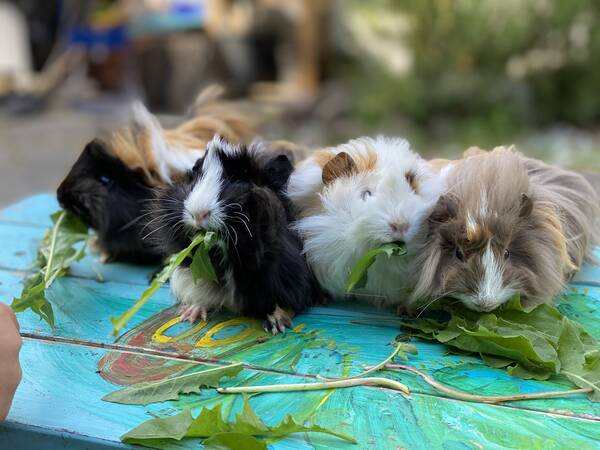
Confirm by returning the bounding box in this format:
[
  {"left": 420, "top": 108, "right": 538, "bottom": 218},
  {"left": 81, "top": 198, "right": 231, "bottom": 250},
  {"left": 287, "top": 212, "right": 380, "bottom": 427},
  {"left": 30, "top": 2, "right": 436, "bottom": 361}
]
[
  {"left": 110, "top": 231, "right": 218, "bottom": 336},
  {"left": 346, "top": 242, "right": 406, "bottom": 292},
  {"left": 121, "top": 397, "right": 355, "bottom": 449},
  {"left": 403, "top": 295, "right": 600, "bottom": 401},
  {"left": 11, "top": 210, "right": 89, "bottom": 327},
  {"left": 102, "top": 362, "right": 355, "bottom": 449}
]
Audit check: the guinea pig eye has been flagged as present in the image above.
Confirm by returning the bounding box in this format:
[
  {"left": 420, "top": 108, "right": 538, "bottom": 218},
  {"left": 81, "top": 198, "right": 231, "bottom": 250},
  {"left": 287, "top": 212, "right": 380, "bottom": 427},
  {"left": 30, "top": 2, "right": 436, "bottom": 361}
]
[
  {"left": 360, "top": 189, "right": 372, "bottom": 200},
  {"left": 504, "top": 249, "right": 510, "bottom": 260},
  {"left": 99, "top": 175, "right": 113, "bottom": 187},
  {"left": 455, "top": 247, "right": 464, "bottom": 261}
]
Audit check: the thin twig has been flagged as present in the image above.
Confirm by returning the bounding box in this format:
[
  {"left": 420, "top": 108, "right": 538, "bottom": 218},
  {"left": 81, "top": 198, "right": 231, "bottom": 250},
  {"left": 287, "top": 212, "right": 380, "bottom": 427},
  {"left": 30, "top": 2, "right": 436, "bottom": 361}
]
[
  {"left": 217, "top": 377, "right": 410, "bottom": 396},
  {"left": 385, "top": 364, "right": 592, "bottom": 404}
]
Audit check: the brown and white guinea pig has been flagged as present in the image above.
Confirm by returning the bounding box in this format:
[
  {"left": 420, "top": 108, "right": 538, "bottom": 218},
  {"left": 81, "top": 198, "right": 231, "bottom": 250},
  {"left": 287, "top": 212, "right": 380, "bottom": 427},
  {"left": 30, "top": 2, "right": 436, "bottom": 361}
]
[
  {"left": 411, "top": 146, "right": 600, "bottom": 312},
  {"left": 57, "top": 87, "right": 257, "bottom": 263},
  {"left": 286, "top": 136, "right": 443, "bottom": 305},
  {"left": 147, "top": 136, "right": 321, "bottom": 334}
]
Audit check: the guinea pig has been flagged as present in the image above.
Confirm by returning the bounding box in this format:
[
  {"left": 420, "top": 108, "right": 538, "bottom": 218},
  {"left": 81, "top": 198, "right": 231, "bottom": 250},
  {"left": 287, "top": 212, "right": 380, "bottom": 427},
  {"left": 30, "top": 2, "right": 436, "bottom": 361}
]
[
  {"left": 411, "top": 146, "right": 600, "bottom": 312},
  {"left": 57, "top": 87, "right": 257, "bottom": 263},
  {"left": 286, "top": 136, "right": 443, "bottom": 305},
  {"left": 148, "top": 136, "right": 321, "bottom": 333}
]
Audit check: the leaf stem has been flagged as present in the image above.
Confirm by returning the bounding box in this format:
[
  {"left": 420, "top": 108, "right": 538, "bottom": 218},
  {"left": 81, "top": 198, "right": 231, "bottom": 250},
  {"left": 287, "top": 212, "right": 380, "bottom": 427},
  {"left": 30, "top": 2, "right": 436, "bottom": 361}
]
[
  {"left": 217, "top": 377, "right": 410, "bottom": 396},
  {"left": 326, "top": 341, "right": 408, "bottom": 380},
  {"left": 44, "top": 210, "right": 66, "bottom": 287},
  {"left": 385, "top": 364, "right": 592, "bottom": 404}
]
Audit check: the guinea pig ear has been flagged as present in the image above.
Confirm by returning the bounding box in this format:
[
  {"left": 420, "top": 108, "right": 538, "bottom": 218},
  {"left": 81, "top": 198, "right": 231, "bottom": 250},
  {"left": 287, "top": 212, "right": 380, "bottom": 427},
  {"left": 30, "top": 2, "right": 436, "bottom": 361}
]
[
  {"left": 322, "top": 152, "right": 358, "bottom": 185},
  {"left": 84, "top": 139, "right": 109, "bottom": 158},
  {"left": 429, "top": 195, "right": 457, "bottom": 224},
  {"left": 519, "top": 193, "right": 533, "bottom": 218}
]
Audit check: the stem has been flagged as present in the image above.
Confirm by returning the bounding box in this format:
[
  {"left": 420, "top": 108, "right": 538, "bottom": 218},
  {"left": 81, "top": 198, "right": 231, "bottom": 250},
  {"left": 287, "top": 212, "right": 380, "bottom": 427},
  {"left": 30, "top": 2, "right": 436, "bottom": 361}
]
[
  {"left": 327, "top": 342, "right": 407, "bottom": 381},
  {"left": 217, "top": 377, "right": 410, "bottom": 396},
  {"left": 44, "top": 211, "right": 66, "bottom": 287},
  {"left": 386, "top": 364, "right": 592, "bottom": 404}
]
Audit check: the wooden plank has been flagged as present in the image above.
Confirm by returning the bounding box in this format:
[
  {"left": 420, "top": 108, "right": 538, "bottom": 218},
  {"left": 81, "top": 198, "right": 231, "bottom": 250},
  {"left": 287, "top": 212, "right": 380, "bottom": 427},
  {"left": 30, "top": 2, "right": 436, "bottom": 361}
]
[
  {"left": 0, "top": 193, "right": 57, "bottom": 227},
  {"left": 4, "top": 338, "right": 600, "bottom": 450}
]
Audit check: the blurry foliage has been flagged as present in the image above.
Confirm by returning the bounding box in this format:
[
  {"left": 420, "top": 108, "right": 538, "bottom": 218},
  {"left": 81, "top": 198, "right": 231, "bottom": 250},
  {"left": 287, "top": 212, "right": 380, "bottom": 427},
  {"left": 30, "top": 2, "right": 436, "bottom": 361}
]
[{"left": 338, "top": 0, "right": 600, "bottom": 148}]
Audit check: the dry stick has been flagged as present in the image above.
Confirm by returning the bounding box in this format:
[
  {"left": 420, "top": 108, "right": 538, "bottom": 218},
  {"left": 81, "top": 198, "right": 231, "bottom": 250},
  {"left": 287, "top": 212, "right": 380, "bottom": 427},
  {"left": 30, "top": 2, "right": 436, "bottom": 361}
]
[
  {"left": 217, "top": 377, "right": 410, "bottom": 396},
  {"left": 385, "top": 364, "right": 592, "bottom": 404}
]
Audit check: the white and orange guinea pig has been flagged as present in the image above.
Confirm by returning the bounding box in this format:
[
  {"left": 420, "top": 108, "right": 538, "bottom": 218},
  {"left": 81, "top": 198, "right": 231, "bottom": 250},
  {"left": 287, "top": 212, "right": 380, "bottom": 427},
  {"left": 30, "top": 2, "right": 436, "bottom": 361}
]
[
  {"left": 410, "top": 146, "right": 600, "bottom": 312},
  {"left": 286, "top": 136, "right": 444, "bottom": 305}
]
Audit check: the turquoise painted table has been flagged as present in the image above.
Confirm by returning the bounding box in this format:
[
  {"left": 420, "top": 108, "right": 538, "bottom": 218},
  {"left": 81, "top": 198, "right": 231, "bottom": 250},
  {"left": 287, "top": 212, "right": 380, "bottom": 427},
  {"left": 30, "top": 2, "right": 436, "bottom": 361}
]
[{"left": 1, "top": 194, "right": 600, "bottom": 449}]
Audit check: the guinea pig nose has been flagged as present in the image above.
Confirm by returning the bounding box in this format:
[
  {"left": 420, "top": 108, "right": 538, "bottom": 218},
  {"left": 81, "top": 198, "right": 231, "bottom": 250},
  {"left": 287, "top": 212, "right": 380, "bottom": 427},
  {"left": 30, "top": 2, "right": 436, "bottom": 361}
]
[
  {"left": 389, "top": 222, "right": 409, "bottom": 234},
  {"left": 195, "top": 210, "right": 211, "bottom": 222}
]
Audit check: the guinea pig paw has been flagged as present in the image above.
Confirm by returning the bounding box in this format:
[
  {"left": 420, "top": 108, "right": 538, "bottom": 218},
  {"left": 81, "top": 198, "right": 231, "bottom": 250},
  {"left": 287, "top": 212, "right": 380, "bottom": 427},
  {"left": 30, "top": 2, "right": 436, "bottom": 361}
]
[
  {"left": 395, "top": 304, "right": 417, "bottom": 317},
  {"left": 263, "top": 306, "right": 294, "bottom": 335},
  {"left": 179, "top": 304, "right": 208, "bottom": 323}
]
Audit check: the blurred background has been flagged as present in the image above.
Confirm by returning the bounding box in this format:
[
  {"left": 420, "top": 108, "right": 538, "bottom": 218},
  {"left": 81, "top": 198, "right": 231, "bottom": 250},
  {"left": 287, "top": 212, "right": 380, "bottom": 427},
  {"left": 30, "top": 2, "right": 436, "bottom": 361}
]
[{"left": 0, "top": 0, "right": 598, "bottom": 205}]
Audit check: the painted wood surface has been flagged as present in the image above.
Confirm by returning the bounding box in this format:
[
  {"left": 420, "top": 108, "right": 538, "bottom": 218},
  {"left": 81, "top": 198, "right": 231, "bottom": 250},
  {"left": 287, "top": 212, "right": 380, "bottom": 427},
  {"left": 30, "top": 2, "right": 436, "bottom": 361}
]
[{"left": 1, "top": 193, "right": 600, "bottom": 449}]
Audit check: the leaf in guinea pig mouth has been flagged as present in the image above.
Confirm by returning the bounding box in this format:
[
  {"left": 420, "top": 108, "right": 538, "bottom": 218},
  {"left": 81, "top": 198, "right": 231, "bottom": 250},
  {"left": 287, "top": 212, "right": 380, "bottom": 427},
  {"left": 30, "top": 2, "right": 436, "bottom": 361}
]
[
  {"left": 11, "top": 210, "right": 90, "bottom": 327},
  {"left": 110, "top": 231, "right": 218, "bottom": 336},
  {"left": 402, "top": 293, "right": 600, "bottom": 402},
  {"left": 345, "top": 241, "right": 407, "bottom": 293}
]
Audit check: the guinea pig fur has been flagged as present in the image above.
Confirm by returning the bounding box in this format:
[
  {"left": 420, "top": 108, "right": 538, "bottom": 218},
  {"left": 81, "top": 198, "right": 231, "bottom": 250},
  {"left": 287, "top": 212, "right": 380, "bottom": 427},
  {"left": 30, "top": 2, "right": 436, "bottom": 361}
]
[
  {"left": 411, "top": 146, "right": 600, "bottom": 312},
  {"left": 148, "top": 136, "right": 321, "bottom": 334},
  {"left": 57, "top": 87, "right": 257, "bottom": 263},
  {"left": 286, "top": 136, "right": 443, "bottom": 305}
]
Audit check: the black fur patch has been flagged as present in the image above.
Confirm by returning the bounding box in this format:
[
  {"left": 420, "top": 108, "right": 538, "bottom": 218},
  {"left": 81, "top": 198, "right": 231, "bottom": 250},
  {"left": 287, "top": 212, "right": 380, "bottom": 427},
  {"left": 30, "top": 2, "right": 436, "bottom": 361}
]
[
  {"left": 149, "top": 141, "right": 320, "bottom": 319},
  {"left": 57, "top": 139, "right": 162, "bottom": 263}
]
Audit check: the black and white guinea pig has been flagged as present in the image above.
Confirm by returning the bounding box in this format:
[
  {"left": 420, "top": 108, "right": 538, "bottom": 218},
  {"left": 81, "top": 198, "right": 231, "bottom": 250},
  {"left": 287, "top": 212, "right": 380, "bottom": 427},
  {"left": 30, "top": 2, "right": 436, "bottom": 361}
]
[
  {"left": 411, "top": 146, "right": 600, "bottom": 312},
  {"left": 148, "top": 136, "right": 321, "bottom": 334},
  {"left": 57, "top": 88, "right": 257, "bottom": 264}
]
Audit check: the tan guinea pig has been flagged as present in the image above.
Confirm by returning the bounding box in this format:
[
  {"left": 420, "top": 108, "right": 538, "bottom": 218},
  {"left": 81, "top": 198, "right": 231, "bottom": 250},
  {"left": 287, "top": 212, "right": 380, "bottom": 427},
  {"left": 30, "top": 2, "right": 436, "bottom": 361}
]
[{"left": 411, "top": 146, "right": 600, "bottom": 312}]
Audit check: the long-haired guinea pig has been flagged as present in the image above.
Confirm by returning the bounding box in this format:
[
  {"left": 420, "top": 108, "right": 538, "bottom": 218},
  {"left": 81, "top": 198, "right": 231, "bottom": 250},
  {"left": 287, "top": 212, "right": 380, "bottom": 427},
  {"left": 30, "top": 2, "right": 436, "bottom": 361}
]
[
  {"left": 57, "top": 87, "right": 257, "bottom": 263},
  {"left": 411, "top": 146, "right": 600, "bottom": 312},
  {"left": 286, "top": 136, "right": 443, "bottom": 305},
  {"left": 148, "top": 136, "right": 321, "bottom": 334}
]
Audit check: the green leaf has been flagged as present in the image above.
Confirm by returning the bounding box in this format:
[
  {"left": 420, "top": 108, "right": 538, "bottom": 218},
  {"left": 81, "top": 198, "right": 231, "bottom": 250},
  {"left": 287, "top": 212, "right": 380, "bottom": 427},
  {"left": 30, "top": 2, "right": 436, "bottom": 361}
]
[
  {"left": 11, "top": 210, "right": 89, "bottom": 327},
  {"left": 203, "top": 433, "right": 266, "bottom": 450},
  {"left": 345, "top": 242, "right": 406, "bottom": 292},
  {"left": 404, "top": 293, "right": 600, "bottom": 401},
  {"left": 103, "top": 363, "right": 243, "bottom": 405},
  {"left": 121, "top": 409, "right": 193, "bottom": 445},
  {"left": 190, "top": 245, "right": 217, "bottom": 283},
  {"left": 111, "top": 232, "right": 218, "bottom": 335},
  {"left": 122, "top": 397, "right": 355, "bottom": 446}
]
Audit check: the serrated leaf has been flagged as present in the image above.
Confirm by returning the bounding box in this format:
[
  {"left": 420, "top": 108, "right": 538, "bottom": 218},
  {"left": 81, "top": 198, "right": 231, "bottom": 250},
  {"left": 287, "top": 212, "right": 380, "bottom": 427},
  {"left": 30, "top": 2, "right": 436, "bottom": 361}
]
[
  {"left": 11, "top": 210, "right": 88, "bottom": 327},
  {"left": 122, "top": 397, "right": 355, "bottom": 446},
  {"left": 345, "top": 242, "right": 407, "bottom": 292},
  {"left": 111, "top": 232, "right": 218, "bottom": 335},
  {"left": 404, "top": 293, "right": 600, "bottom": 401},
  {"left": 121, "top": 409, "right": 193, "bottom": 445},
  {"left": 103, "top": 363, "right": 243, "bottom": 405},
  {"left": 203, "top": 432, "right": 266, "bottom": 450}
]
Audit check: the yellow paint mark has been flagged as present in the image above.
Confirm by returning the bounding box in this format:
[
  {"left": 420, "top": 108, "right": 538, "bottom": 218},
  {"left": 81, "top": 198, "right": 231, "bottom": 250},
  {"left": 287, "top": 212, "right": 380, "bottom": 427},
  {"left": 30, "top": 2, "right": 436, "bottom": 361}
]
[
  {"left": 196, "top": 318, "right": 263, "bottom": 348},
  {"left": 571, "top": 287, "right": 578, "bottom": 293},
  {"left": 152, "top": 316, "right": 208, "bottom": 343},
  {"left": 293, "top": 323, "right": 307, "bottom": 332},
  {"left": 583, "top": 288, "right": 590, "bottom": 295}
]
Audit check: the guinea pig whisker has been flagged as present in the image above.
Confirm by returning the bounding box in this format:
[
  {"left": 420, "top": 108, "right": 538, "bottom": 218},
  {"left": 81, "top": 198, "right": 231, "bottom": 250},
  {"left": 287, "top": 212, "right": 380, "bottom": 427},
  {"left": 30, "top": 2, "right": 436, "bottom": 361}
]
[
  {"left": 231, "top": 210, "right": 250, "bottom": 222},
  {"left": 142, "top": 221, "right": 176, "bottom": 241},
  {"left": 416, "top": 292, "right": 454, "bottom": 318},
  {"left": 118, "top": 215, "right": 146, "bottom": 232},
  {"left": 229, "top": 217, "right": 253, "bottom": 238}
]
